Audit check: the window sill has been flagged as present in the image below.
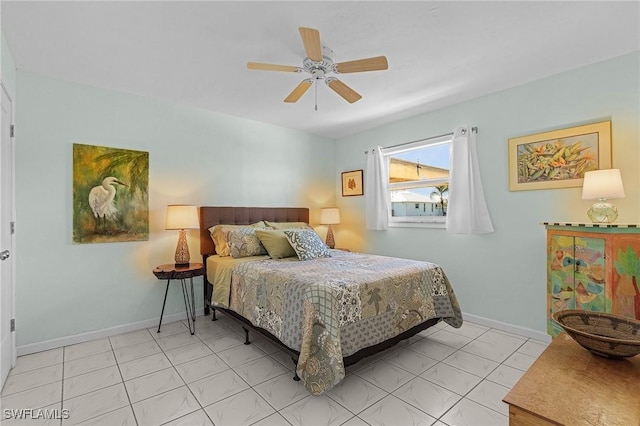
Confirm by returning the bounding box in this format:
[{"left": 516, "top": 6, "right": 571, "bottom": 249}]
[{"left": 389, "top": 220, "right": 446, "bottom": 229}]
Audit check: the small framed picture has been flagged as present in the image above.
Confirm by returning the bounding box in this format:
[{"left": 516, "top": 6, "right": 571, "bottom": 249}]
[{"left": 342, "top": 169, "right": 364, "bottom": 197}]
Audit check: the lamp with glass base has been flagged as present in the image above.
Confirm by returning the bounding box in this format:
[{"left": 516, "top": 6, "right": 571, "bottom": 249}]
[
  {"left": 581, "top": 169, "right": 625, "bottom": 223},
  {"left": 165, "top": 205, "right": 199, "bottom": 267},
  {"left": 320, "top": 208, "right": 341, "bottom": 249}
]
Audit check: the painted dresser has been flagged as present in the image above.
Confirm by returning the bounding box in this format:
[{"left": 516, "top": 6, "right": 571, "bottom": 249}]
[{"left": 544, "top": 222, "right": 640, "bottom": 336}]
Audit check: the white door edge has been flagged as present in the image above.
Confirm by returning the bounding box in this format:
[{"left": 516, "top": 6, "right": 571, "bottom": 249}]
[{"left": 0, "top": 80, "right": 16, "bottom": 390}]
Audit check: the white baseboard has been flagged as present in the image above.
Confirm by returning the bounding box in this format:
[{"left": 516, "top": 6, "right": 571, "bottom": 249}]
[
  {"left": 16, "top": 309, "right": 206, "bottom": 356},
  {"left": 462, "top": 312, "right": 551, "bottom": 343},
  {"left": 17, "top": 308, "right": 550, "bottom": 356}
]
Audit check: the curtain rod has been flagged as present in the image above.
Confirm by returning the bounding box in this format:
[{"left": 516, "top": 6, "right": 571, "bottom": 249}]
[{"left": 365, "top": 126, "right": 478, "bottom": 154}]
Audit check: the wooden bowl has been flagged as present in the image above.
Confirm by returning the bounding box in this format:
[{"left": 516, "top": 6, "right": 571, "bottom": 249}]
[{"left": 551, "top": 310, "right": 640, "bottom": 359}]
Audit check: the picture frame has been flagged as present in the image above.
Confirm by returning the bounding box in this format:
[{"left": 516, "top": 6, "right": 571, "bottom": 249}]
[
  {"left": 508, "top": 120, "right": 611, "bottom": 191},
  {"left": 342, "top": 169, "right": 364, "bottom": 196},
  {"left": 73, "top": 143, "right": 149, "bottom": 243}
]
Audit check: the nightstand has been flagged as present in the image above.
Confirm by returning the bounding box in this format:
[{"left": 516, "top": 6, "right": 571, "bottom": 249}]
[{"left": 153, "top": 263, "right": 203, "bottom": 335}]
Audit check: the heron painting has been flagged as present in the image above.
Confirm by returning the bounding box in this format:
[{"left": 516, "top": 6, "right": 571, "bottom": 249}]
[{"left": 73, "top": 143, "right": 149, "bottom": 243}]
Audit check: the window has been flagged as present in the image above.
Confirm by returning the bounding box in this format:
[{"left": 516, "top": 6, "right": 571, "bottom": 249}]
[{"left": 384, "top": 135, "right": 452, "bottom": 227}]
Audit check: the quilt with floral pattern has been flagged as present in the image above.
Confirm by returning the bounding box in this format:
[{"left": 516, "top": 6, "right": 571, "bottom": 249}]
[{"left": 222, "top": 249, "right": 463, "bottom": 395}]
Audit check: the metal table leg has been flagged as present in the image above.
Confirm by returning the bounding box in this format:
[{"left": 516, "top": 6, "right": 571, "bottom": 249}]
[
  {"left": 181, "top": 278, "right": 195, "bottom": 335},
  {"left": 157, "top": 279, "right": 171, "bottom": 333},
  {"left": 190, "top": 276, "right": 196, "bottom": 322}
]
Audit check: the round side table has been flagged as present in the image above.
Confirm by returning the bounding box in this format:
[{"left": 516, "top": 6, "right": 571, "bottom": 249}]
[{"left": 153, "top": 263, "right": 204, "bottom": 335}]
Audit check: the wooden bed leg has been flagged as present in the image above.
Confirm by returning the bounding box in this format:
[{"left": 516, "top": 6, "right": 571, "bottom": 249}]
[
  {"left": 211, "top": 308, "right": 217, "bottom": 321},
  {"left": 242, "top": 327, "right": 251, "bottom": 345},
  {"left": 291, "top": 357, "right": 301, "bottom": 381}
]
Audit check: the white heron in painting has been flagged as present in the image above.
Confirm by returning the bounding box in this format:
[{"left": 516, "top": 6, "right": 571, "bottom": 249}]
[{"left": 89, "top": 176, "right": 128, "bottom": 232}]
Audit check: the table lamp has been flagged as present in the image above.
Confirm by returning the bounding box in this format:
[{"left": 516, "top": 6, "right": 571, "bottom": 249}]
[
  {"left": 581, "top": 169, "right": 625, "bottom": 223},
  {"left": 166, "top": 205, "right": 199, "bottom": 267},
  {"left": 320, "top": 207, "right": 341, "bottom": 249}
]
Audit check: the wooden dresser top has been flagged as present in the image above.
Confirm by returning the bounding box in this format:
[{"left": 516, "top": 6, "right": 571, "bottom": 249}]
[{"left": 503, "top": 333, "right": 640, "bottom": 426}]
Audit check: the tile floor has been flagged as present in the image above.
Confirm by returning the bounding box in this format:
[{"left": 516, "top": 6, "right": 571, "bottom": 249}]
[{"left": 0, "top": 313, "right": 548, "bottom": 426}]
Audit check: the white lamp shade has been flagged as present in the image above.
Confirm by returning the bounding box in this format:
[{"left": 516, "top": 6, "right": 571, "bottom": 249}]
[
  {"left": 581, "top": 169, "right": 625, "bottom": 200},
  {"left": 165, "top": 205, "right": 199, "bottom": 230},
  {"left": 320, "top": 208, "right": 341, "bottom": 225}
]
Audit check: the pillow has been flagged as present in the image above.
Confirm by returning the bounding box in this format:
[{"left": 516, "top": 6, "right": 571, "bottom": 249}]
[
  {"left": 209, "top": 221, "right": 266, "bottom": 256},
  {"left": 265, "top": 221, "right": 312, "bottom": 230},
  {"left": 226, "top": 227, "right": 268, "bottom": 258},
  {"left": 255, "top": 229, "right": 297, "bottom": 259},
  {"left": 283, "top": 229, "right": 331, "bottom": 261}
]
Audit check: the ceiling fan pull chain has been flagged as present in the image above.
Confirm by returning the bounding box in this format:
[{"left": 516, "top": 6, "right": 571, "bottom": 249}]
[{"left": 315, "top": 80, "right": 318, "bottom": 111}]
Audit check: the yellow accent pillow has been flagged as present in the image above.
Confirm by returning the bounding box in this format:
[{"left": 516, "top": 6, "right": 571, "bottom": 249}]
[{"left": 254, "top": 229, "right": 297, "bottom": 259}]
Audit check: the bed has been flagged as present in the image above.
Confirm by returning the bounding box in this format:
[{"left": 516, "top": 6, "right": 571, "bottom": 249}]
[{"left": 199, "top": 206, "right": 463, "bottom": 395}]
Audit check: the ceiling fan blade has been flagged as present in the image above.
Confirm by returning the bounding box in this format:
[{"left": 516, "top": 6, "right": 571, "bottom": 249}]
[
  {"left": 326, "top": 78, "right": 362, "bottom": 103},
  {"left": 335, "top": 56, "right": 389, "bottom": 73},
  {"left": 247, "top": 62, "right": 301, "bottom": 72},
  {"left": 284, "top": 80, "right": 313, "bottom": 103},
  {"left": 299, "top": 27, "right": 322, "bottom": 62}
]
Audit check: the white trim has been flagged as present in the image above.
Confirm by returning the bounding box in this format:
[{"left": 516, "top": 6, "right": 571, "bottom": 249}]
[
  {"left": 382, "top": 135, "right": 452, "bottom": 155},
  {"left": 390, "top": 178, "right": 449, "bottom": 191},
  {"left": 16, "top": 307, "right": 549, "bottom": 356},
  {"left": 389, "top": 221, "right": 446, "bottom": 229},
  {"left": 462, "top": 312, "right": 551, "bottom": 343},
  {"left": 16, "top": 309, "right": 205, "bottom": 356},
  {"left": 0, "top": 81, "right": 17, "bottom": 381}
]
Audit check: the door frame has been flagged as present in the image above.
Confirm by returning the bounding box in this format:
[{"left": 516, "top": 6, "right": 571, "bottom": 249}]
[{"left": 0, "top": 80, "right": 16, "bottom": 388}]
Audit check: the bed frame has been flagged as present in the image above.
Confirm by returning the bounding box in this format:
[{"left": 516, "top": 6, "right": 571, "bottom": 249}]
[{"left": 198, "top": 206, "right": 440, "bottom": 375}]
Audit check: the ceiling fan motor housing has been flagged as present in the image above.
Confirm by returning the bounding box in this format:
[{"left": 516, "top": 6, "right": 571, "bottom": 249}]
[{"left": 303, "top": 44, "right": 337, "bottom": 80}]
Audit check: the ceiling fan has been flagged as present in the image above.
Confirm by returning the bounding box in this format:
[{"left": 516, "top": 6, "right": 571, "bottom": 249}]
[{"left": 247, "top": 27, "right": 388, "bottom": 106}]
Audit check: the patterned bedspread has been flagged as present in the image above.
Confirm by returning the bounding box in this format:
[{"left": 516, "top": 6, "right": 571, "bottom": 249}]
[{"left": 216, "top": 249, "right": 463, "bottom": 395}]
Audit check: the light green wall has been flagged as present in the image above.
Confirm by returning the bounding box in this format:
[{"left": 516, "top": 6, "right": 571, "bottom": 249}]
[
  {"left": 334, "top": 52, "right": 640, "bottom": 333},
  {"left": 13, "top": 51, "right": 640, "bottom": 345},
  {"left": 1, "top": 31, "right": 16, "bottom": 98},
  {"left": 14, "top": 71, "right": 335, "bottom": 346}
]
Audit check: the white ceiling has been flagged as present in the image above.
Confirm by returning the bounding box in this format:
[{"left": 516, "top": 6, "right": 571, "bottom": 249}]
[{"left": 2, "top": 1, "right": 639, "bottom": 139}]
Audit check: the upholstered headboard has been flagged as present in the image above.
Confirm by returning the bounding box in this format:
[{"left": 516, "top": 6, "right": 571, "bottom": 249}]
[{"left": 199, "top": 206, "right": 310, "bottom": 258}]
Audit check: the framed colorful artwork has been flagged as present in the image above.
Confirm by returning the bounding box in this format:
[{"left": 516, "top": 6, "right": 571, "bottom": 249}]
[
  {"left": 73, "top": 143, "right": 149, "bottom": 243},
  {"left": 342, "top": 169, "right": 364, "bottom": 196},
  {"left": 508, "top": 121, "right": 611, "bottom": 191}
]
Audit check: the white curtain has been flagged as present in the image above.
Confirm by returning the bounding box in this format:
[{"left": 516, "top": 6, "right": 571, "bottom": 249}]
[
  {"left": 446, "top": 126, "right": 495, "bottom": 234},
  {"left": 365, "top": 147, "right": 390, "bottom": 230}
]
